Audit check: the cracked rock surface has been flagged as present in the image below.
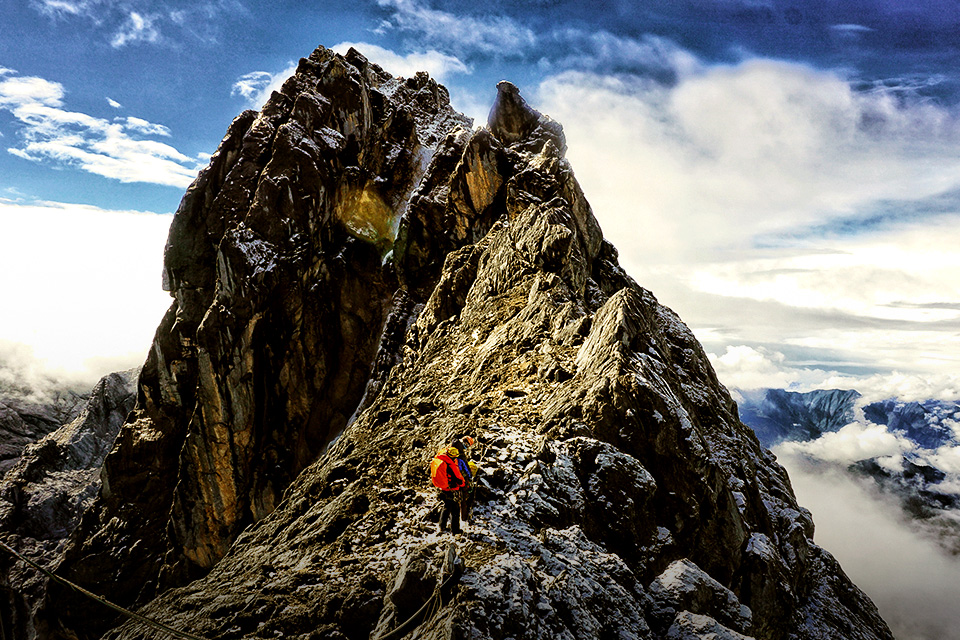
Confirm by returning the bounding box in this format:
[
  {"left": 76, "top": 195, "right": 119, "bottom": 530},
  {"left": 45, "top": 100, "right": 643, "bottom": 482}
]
[{"left": 6, "top": 46, "right": 895, "bottom": 640}]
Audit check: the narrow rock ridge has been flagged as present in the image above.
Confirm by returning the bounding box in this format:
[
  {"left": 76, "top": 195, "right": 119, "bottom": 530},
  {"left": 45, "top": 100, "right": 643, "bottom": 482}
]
[
  {"left": 31, "top": 46, "right": 893, "bottom": 640},
  {"left": 41, "top": 46, "right": 472, "bottom": 639}
]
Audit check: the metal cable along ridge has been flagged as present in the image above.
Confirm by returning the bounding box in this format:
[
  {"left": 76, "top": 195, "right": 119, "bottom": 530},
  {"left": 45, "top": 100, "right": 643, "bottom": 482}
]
[{"left": 0, "top": 539, "right": 208, "bottom": 640}]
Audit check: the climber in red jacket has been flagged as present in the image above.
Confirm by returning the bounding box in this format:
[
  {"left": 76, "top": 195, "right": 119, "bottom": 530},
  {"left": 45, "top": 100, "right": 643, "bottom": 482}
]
[{"left": 430, "top": 444, "right": 466, "bottom": 534}]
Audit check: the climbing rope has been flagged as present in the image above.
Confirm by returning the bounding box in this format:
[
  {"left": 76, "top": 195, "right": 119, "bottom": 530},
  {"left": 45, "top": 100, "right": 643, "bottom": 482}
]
[
  {"left": 0, "top": 539, "right": 209, "bottom": 640},
  {"left": 377, "top": 542, "right": 463, "bottom": 640}
]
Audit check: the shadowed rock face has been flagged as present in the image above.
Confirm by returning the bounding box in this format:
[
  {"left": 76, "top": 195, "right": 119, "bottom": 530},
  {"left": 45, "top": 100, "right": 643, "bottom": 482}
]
[
  {"left": 0, "top": 369, "right": 137, "bottom": 640},
  {"left": 34, "top": 46, "right": 892, "bottom": 640},
  {"left": 0, "top": 391, "right": 87, "bottom": 478}
]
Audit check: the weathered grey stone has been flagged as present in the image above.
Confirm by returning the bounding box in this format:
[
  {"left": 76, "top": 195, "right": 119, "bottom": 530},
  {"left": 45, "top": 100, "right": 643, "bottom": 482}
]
[
  {"left": 11, "top": 45, "right": 896, "bottom": 640},
  {"left": 650, "top": 558, "right": 753, "bottom": 635},
  {"left": 0, "top": 390, "right": 85, "bottom": 477},
  {"left": 0, "top": 368, "right": 137, "bottom": 640},
  {"left": 666, "top": 611, "right": 756, "bottom": 640}
]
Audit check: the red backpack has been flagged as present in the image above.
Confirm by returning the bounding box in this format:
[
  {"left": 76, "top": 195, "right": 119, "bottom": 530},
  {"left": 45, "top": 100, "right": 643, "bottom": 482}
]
[{"left": 430, "top": 447, "right": 465, "bottom": 490}]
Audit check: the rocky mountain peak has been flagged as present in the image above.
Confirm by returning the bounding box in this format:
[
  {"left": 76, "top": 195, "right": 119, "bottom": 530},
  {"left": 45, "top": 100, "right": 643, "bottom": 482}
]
[
  {"left": 0, "top": 45, "right": 895, "bottom": 640},
  {"left": 487, "top": 80, "right": 567, "bottom": 155},
  {"left": 0, "top": 368, "right": 138, "bottom": 640}
]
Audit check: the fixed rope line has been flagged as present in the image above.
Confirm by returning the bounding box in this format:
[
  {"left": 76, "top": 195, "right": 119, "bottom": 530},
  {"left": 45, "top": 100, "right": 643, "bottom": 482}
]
[
  {"left": 377, "top": 542, "right": 462, "bottom": 640},
  {"left": 0, "top": 539, "right": 208, "bottom": 640}
]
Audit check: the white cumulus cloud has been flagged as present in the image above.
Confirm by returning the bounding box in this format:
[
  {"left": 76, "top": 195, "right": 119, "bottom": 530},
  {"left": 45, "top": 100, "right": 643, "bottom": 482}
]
[
  {"left": 0, "top": 69, "right": 203, "bottom": 188},
  {"left": 536, "top": 51, "right": 960, "bottom": 393},
  {"left": 778, "top": 421, "right": 915, "bottom": 464},
  {"left": 0, "top": 74, "right": 65, "bottom": 108},
  {"left": 541, "top": 62, "right": 960, "bottom": 263}
]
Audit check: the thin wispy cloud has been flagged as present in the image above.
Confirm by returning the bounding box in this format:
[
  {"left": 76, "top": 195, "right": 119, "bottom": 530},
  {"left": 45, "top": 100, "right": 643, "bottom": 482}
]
[
  {"left": 31, "top": 0, "right": 102, "bottom": 18},
  {"left": 29, "top": 0, "right": 242, "bottom": 48},
  {"left": 831, "top": 23, "right": 875, "bottom": 33},
  {"left": 231, "top": 71, "right": 274, "bottom": 101},
  {"left": 111, "top": 11, "right": 160, "bottom": 48},
  {"left": 546, "top": 30, "right": 700, "bottom": 79},
  {"left": 332, "top": 42, "right": 468, "bottom": 81},
  {"left": 376, "top": 0, "right": 536, "bottom": 56},
  {"left": 122, "top": 116, "right": 172, "bottom": 136},
  {"left": 231, "top": 65, "right": 297, "bottom": 108},
  {"left": 0, "top": 69, "right": 202, "bottom": 187}
]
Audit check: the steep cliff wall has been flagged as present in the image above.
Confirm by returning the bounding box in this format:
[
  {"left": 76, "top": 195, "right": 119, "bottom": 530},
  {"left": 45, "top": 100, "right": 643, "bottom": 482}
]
[{"left": 37, "top": 46, "right": 893, "bottom": 640}]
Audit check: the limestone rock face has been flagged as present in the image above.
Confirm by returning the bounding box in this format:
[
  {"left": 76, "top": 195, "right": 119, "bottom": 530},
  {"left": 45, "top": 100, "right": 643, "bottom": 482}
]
[
  {"left": 0, "top": 369, "right": 137, "bottom": 640},
  {"left": 36, "top": 46, "right": 892, "bottom": 640}
]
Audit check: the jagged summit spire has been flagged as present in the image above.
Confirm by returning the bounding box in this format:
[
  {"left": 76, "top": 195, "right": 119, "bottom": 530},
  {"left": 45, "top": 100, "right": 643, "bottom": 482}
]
[
  {"left": 487, "top": 81, "right": 539, "bottom": 144},
  {"left": 487, "top": 80, "right": 567, "bottom": 155}
]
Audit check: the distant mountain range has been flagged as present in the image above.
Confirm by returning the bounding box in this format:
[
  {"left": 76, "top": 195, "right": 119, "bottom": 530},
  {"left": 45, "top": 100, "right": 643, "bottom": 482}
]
[
  {"left": 735, "top": 388, "right": 862, "bottom": 447},
  {"left": 736, "top": 388, "right": 960, "bottom": 554}
]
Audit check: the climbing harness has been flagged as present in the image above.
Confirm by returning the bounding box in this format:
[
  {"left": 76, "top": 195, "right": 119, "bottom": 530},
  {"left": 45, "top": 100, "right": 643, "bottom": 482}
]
[{"left": 0, "top": 539, "right": 209, "bottom": 640}]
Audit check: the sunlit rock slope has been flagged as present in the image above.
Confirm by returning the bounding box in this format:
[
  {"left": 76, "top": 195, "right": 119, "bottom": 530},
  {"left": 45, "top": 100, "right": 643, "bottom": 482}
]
[{"left": 28, "top": 46, "right": 893, "bottom": 640}]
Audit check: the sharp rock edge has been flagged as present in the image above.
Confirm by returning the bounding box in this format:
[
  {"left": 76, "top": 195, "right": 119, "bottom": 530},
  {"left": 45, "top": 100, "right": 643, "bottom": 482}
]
[{"left": 3, "top": 46, "right": 893, "bottom": 640}]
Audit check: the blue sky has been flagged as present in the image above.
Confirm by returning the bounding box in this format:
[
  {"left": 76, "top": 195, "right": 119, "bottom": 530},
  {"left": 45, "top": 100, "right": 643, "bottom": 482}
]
[
  {"left": 3, "top": 0, "right": 960, "bottom": 402},
  {"left": 4, "top": 4, "right": 960, "bottom": 633}
]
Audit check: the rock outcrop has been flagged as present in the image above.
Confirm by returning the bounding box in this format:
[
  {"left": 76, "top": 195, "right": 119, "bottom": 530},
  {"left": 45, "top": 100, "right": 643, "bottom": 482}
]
[
  {"left": 0, "top": 368, "right": 137, "bottom": 640},
  {"left": 23, "top": 46, "right": 893, "bottom": 640},
  {"left": 0, "top": 390, "right": 86, "bottom": 477}
]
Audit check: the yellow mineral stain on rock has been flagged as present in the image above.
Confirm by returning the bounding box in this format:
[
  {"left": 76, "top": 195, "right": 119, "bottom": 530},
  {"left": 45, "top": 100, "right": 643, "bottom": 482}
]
[
  {"left": 465, "top": 151, "right": 500, "bottom": 214},
  {"left": 336, "top": 180, "right": 396, "bottom": 252}
]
